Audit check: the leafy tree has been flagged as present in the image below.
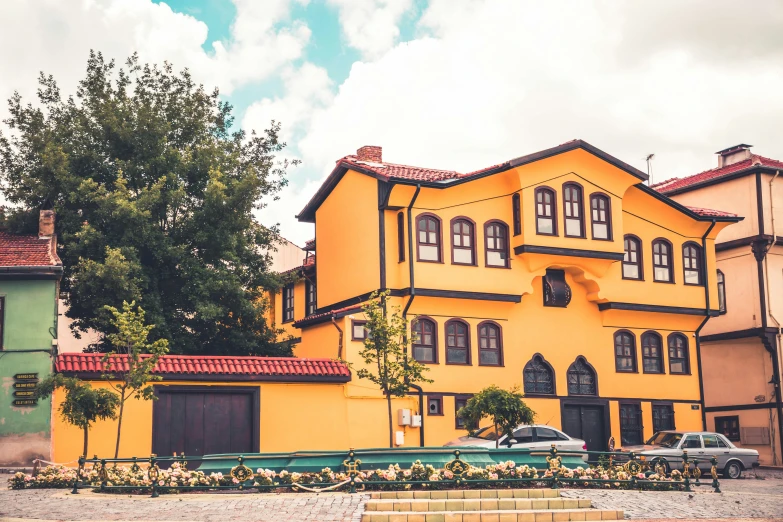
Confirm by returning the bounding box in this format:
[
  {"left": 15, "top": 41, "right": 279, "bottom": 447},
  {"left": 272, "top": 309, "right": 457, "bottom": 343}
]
[
  {"left": 36, "top": 374, "right": 119, "bottom": 457},
  {"left": 101, "top": 301, "right": 168, "bottom": 458},
  {"left": 348, "top": 291, "right": 432, "bottom": 448},
  {"left": 457, "top": 385, "right": 535, "bottom": 448},
  {"left": 0, "top": 51, "right": 294, "bottom": 355}
]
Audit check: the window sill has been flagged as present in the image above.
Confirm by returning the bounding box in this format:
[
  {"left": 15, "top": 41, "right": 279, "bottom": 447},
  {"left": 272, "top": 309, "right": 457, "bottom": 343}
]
[
  {"left": 484, "top": 264, "right": 511, "bottom": 269},
  {"left": 653, "top": 279, "right": 676, "bottom": 284},
  {"left": 446, "top": 361, "right": 472, "bottom": 366},
  {"left": 416, "top": 259, "right": 444, "bottom": 264},
  {"left": 621, "top": 276, "right": 645, "bottom": 281},
  {"left": 427, "top": 412, "right": 444, "bottom": 416},
  {"left": 451, "top": 261, "right": 478, "bottom": 267},
  {"left": 282, "top": 319, "right": 294, "bottom": 324},
  {"left": 478, "top": 363, "right": 504, "bottom": 368}
]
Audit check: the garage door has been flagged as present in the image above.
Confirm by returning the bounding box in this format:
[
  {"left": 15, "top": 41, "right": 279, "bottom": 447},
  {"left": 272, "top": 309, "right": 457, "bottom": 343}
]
[{"left": 152, "top": 387, "right": 259, "bottom": 458}]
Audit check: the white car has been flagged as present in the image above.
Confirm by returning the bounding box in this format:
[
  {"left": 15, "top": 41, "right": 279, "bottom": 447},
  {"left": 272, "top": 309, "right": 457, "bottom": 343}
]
[{"left": 445, "top": 424, "right": 587, "bottom": 459}]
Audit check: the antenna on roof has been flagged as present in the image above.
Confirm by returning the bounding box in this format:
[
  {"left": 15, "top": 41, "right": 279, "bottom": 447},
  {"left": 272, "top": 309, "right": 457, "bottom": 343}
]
[{"left": 644, "top": 154, "right": 655, "bottom": 185}]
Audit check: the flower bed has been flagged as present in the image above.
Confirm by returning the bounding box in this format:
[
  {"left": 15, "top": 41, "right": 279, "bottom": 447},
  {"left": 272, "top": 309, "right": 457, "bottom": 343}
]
[{"left": 8, "top": 460, "right": 694, "bottom": 493}]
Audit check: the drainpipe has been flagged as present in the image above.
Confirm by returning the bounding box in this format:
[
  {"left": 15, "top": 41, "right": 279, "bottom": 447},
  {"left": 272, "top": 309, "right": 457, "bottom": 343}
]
[
  {"left": 763, "top": 170, "right": 783, "bottom": 464},
  {"left": 402, "top": 184, "right": 422, "bottom": 446},
  {"left": 694, "top": 219, "right": 716, "bottom": 430},
  {"left": 331, "top": 314, "right": 344, "bottom": 360}
]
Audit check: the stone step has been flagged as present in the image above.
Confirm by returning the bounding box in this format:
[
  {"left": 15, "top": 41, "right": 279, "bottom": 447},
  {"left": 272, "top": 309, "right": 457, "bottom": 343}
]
[
  {"left": 369, "top": 489, "right": 561, "bottom": 500},
  {"left": 360, "top": 508, "right": 625, "bottom": 521},
  {"left": 365, "top": 499, "right": 591, "bottom": 512}
]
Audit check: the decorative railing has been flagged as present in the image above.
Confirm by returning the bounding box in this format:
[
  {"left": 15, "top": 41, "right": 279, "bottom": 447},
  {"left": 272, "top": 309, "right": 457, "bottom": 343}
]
[{"left": 59, "top": 446, "right": 723, "bottom": 497}]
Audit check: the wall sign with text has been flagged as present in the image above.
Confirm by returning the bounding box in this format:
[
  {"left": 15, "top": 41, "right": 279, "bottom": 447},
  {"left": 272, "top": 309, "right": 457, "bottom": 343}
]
[{"left": 12, "top": 373, "right": 39, "bottom": 407}]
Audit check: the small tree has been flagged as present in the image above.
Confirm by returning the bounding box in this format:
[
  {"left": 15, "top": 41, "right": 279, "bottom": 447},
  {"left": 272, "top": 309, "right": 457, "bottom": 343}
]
[
  {"left": 457, "top": 385, "right": 535, "bottom": 448},
  {"left": 348, "top": 291, "right": 432, "bottom": 448},
  {"left": 102, "top": 301, "right": 169, "bottom": 458},
  {"left": 37, "top": 374, "right": 119, "bottom": 457}
]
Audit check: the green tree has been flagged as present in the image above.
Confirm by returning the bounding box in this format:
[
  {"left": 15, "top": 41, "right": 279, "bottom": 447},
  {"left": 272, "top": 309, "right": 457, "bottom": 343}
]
[
  {"left": 101, "top": 301, "right": 169, "bottom": 458},
  {"left": 0, "top": 51, "right": 294, "bottom": 355},
  {"left": 347, "top": 291, "right": 432, "bottom": 448},
  {"left": 457, "top": 385, "right": 535, "bottom": 448},
  {"left": 36, "top": 374, "right": 119, "bottom": 457}
]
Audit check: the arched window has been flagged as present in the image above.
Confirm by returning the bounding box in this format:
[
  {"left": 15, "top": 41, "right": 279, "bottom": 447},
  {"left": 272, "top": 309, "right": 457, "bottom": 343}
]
[
  {"left": 450, "top": 218, "right": 475, "bottom": 266},
  {"left": 683, "top": 242, "right": 702, "bottom": 285},
  {"left": 590, "top": 193, "right": 612, "bottom": 240},
  {"left": 623, "top": 235, "right": 643, "bottom": 280},
  {"left": 523, "top": 354, "right": 555, "bottom": 395},
  {"left": 535, "top": 187, "right": 557, "bottom": 235},
  {"left": 412, "top": 317, "right": 437, "bottom": 363},
  {"left": 397, "top": 212, "right": 405, "bottom": 262},
  {"left": 641, "top": 331, "right": 664, "bottom": 374},
  {"left": 445, "top": 319, "right": 470, "bottom": 365},
  {"left": 717, "top": 270, "right": 727, "bottom": 314},
  {"left": 416, "top": 214, "right": 441, "bottom": 262},
  {"left": 668, "top": 334, "right": 689, "bottom": 374},
  {"left": 567, "top": 357, "right": 597, "bottom": 396},
  {"left": 478, "top": 321, "right": 503, "bottom": 366},
  {"left": 485, "top": 221, "right": 510, "bottom": 268},
  {"left": 614, "top": 330, "right": 637, "bottom": 372},
  {"left": 512, "top": 193, "right": 521, "bottom": 236},
  {"left": 563, "top": 183, "right": 585, "bottom": 238},
  {"left": 652, "top": 239, "right": 674, "bottom": 283}
]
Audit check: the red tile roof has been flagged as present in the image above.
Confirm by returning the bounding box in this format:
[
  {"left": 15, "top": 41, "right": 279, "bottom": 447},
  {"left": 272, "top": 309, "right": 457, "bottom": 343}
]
[
  {"left": 652, "top": 154, "right": 783, "bottom": 194},
  {"left": 684, "top": 206, "right": 738, "bottom": 218},
  {"left": 56, "top": 353, "right": 351, "bottom": 382},
  {"left": 0, "top": 232, "right": 61, "bottom": 267},
  {"left": 340, "top": 156, "right": 461, "bottom": 182},
  {"left": 292, "top": 305, "right": 363, "bottom": 328}
]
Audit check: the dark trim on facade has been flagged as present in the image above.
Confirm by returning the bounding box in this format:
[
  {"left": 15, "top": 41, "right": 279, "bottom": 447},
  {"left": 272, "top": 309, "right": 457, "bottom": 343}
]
[
  {"left": 756, "top": 172, "right": 765, "bottom": 236},
  {"left": 705, "top": 403, "right": 778, "bottom": 413},
  {"left": 700, "top": 327, "right": 777, "bottom": 343},
  {"left": 716, "top": 234, "right": 783, "bottom": 252},
  {"left": 408, "top": 390, "right": 701, "bottom": 404},
  {"left": 73, "top": 373, "right": 351, "bottom": 384},
  {"left": 151, "top": 385, "right": 261, "bottom": 454},
  {"left": 378, "top": 181, "right": 388, "bottom": 291},
  {"left": 634, "top": 183, "right": 744, "bottom": 223},
  {"left": 412, "top": 288, "right": 521, "bottom": 303},
  {"left": 0, "top": 265, "right": 63, "bottom": 280},
  {"left": 598, "top": 302, "right": 719, "bottom": 316},
  {"left": 513, "top": 244, "right": 624, "bottom": 261}
]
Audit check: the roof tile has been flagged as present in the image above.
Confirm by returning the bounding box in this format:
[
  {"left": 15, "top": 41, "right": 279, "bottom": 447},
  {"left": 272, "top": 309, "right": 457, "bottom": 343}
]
[
  {"left": 0, "top": 232, "right": 61, "bottom": 267},
  {"left": 56, "top": 353, "right": 351, "bottom": 381},
  {"left": 653, "top": 154, "right": 783, "bottom": 194}
]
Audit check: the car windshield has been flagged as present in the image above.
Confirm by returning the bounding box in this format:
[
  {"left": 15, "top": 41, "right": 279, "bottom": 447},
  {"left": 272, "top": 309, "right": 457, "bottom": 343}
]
[
  {"left": 646, "top": 432, "right": 683, "bottom": 448},
  {"left": 473, "top": 426, "right": 500, "bottom": 441}
]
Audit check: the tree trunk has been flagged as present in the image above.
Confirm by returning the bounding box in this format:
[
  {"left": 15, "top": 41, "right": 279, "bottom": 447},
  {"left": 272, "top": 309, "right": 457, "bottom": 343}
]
[
  {"left": 387, "top": 393, "right": 394, "bottom": 448},
  {"left": 114, "top": 396, "right": 126, "bottom": 459},
  {"left": 83, "top": 427, "right": 89, "bottom": 457},
  {"left": 494, "top": 421, "right": 499, "bottom": 449}
]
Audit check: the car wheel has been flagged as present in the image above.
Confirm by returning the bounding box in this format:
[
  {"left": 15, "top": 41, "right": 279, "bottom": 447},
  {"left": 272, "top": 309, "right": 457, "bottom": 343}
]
[
  {"left": 724, "top": 461, "right": 742, "bottom": 479},
  {"left": 652, "top": 458, "right": 670, "bottom": 475}
]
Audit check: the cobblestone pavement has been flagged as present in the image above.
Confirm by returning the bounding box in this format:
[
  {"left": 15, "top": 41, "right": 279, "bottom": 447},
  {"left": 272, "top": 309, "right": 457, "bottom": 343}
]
[
  {"left": 560, "top": 469, "right": 783, "bottom": 520},
  {"left": 2, "top": 471, "right": 783, "bottom": 521}
]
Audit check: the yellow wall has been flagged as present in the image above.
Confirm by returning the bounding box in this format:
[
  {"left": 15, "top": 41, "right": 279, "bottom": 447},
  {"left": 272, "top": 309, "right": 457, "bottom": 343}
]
[{"left": 253, "top": 146, "right": 736, "bottom": 456}]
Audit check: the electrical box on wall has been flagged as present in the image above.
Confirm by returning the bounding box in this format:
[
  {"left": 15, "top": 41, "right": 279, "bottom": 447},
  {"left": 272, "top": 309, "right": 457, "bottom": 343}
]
[
  {"left": 395, "top": 431, "right": 405, "bottom": 446},
  {"left": 397, "top": 408, "right": 411, "bottom": 426},
  {"left": 411, "top": 414, "right": 422, "bottom": 428}
]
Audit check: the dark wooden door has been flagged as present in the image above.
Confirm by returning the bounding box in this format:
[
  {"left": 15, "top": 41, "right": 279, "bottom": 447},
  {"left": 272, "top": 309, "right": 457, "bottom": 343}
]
[
  {"left": 562, "top": 404, "right": 607, "bottom": 452},
  {"left": 152, "top": 387, "right": 258, "bottom": 459}
]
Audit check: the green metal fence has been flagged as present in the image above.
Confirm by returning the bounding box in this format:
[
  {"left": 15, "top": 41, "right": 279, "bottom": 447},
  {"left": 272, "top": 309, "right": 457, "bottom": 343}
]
[{"left": 67, "top": 445, "right": 723, "bottom": 497}]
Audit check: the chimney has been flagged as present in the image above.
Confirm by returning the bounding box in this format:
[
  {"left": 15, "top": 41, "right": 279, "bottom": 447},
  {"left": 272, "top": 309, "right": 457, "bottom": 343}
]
[
  {"left": 716, "top": 144, "right": 752, "bottom": 168},
  {"left": 356, "top": 145, "right": 382, "bottom": 163},
  {"left": 39, "top": 210, "right": 55, "bottom": 238}
]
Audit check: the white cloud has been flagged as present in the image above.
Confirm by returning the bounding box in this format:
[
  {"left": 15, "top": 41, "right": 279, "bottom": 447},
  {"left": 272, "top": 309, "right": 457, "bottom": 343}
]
[
  {"left": 0, "top": 0, "right": 310, "bottom": 119},
  {"left": 259, "top": 0, "right": 783, "bottom": 245},
  {"left": 327, "top": 0, "right": 413, "bottom": 59}
]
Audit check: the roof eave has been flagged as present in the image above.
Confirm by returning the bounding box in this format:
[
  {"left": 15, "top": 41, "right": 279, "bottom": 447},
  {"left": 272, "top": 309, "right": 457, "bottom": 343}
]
[
  {"left": 657, "top": 165, "right": 781, "bottom": 197},
  {"left": 636, "top": 183, "right": 744, "bottom": 223}
]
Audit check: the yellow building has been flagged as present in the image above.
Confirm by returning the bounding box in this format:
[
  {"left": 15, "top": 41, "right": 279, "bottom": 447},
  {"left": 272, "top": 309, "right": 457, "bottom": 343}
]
[
  {"left": 272, "top": 140, "right": 742, "bottom": 451},
  {"left": 51, "top": 140, "right": 742, "bottom": 462}
]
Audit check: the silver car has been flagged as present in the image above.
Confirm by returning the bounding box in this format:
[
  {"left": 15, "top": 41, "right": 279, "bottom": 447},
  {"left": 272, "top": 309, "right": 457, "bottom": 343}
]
[
  {"left": 445, "top": 424, "right": 588, "bottom": 460},
  {"left": 622, "top": 431, "right": 760, "bottom": 479}
]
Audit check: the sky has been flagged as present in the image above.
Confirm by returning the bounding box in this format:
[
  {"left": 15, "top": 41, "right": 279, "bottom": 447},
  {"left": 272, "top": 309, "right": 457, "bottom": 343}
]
[{"left": 1, "top": 0, "right": 782, "bottom": 246}]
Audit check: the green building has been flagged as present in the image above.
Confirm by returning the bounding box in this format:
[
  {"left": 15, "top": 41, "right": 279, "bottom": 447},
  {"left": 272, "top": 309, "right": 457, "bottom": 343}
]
[{"left": 0, "top": 210, "right": 62, "bottom": 466}]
